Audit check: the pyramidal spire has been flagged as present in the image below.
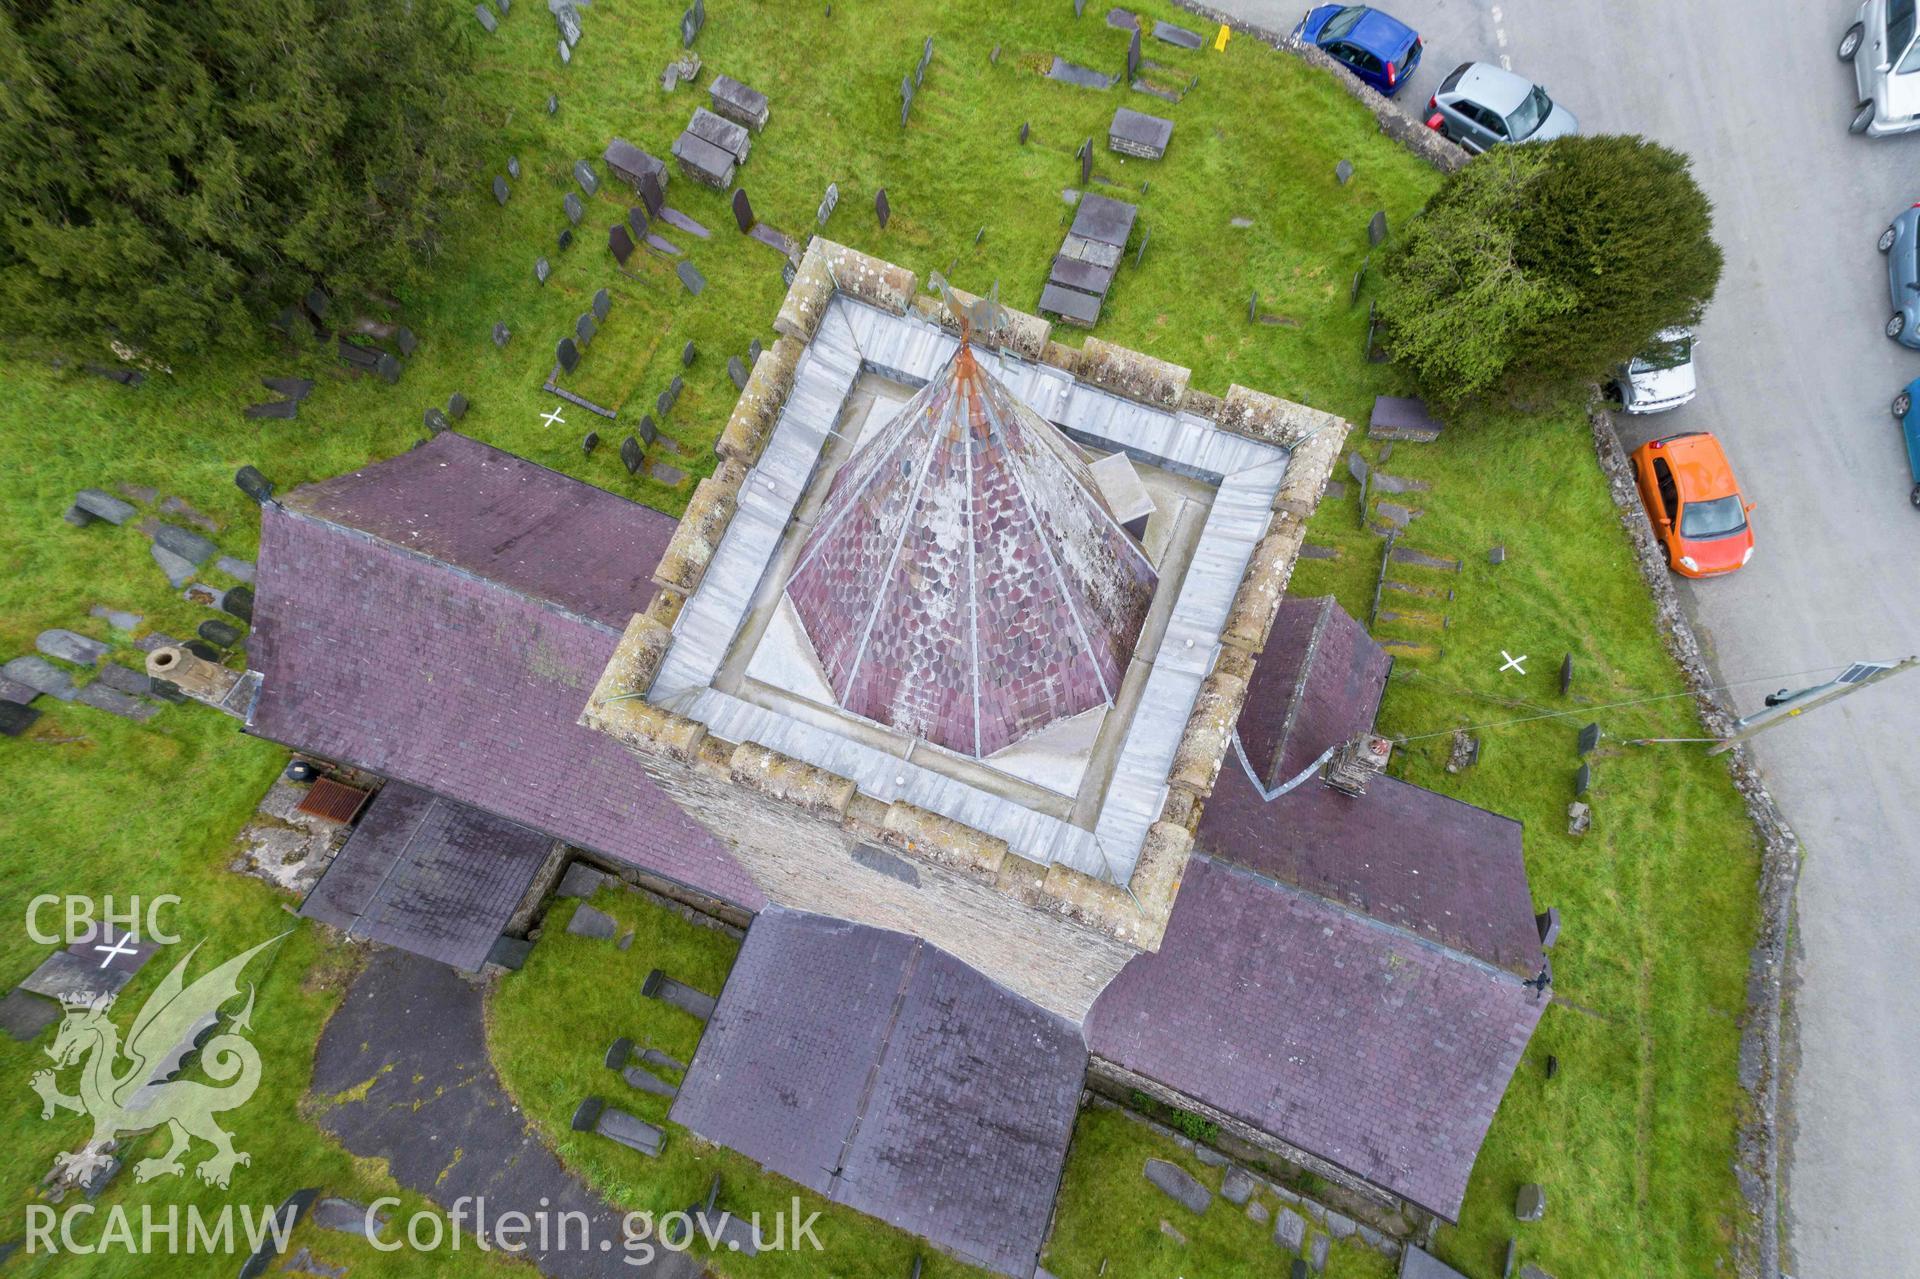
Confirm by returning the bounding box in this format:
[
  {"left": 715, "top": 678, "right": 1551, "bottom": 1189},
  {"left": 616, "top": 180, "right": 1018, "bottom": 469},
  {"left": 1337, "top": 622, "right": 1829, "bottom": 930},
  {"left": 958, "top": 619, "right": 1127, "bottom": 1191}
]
[{"left": 785, "top": 337, "right": 1158, "bottom": 758}]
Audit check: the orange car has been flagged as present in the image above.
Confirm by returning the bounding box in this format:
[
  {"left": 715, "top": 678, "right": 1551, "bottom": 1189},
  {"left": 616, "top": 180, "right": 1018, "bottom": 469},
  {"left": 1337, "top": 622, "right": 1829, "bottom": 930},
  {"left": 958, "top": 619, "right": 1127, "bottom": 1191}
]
[{"left": 1628, "top": 431, "right": 1755, "bottom": 577}]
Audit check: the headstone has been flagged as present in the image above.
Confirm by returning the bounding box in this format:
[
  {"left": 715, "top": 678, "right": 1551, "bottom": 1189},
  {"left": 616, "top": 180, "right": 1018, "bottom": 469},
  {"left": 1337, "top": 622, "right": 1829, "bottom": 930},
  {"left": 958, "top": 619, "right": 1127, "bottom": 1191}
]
[
  {"left": 151, "top": 542, "right": 196, "bottom": 588},
  {"left": 724, "top": 189, "right": 755, "bottom": 237},
  {"left": 637, "top": 416, "right": 658, "bottom": 445},
  {"left": 74, "top": 489, "right": 136, "bottom": 525},
  {"left": 2, "top": 656, "right": 76, "bottom": 701},
  {"left": 1544, "top": 1055, "right": 1559, "bottom": 1081},
  {"left": 1135, "top": 225, "right": 1150, "bottom": 267},
  {"left": 1248, "top": 290, "right": 1258, "bottom": 322},
  {"left": 1336, "top": 159, "right": 1354, "bottom": 185},
  {"left": 260, "top": 376, "right": 314, "bottom": 402},
  {"left": 728, "top": 355, "right": 748, "bottom": 389},
  {"left": 576, "top": 312, "right": 597, "bottom": 349},
  {"left": 991, "top": 43, "right": 1000, "bottom": 64},
  {"left": 1368, "top": 210, "right": 1388, "bottom": 246},
  {"left": 1559, "top": 653, "right": 1574, "bottom": 695},
  {"left": 1018, "top": 120, "right": 1030, "bottom": 145},
  {"left": 1514, "top": 1184, "right": 1546, "bottom": 1222},
  {"left": 1127, "top": 26, "right": 1142, "bottom": 80},
  {"left": 639, "top": 170, "right": 666, "bottom": 217},
  {"left": 424, "top": 407, "right": 450, "bottom": 434},
  {"left": 395, "top": 327, "right": 418, "bottom": 357},
  {"left": 1536, "top": 907, "right": 1561, "bottom": 949},
  {"left": 220, "top": 585, "right": 254, "bottom": 623},
  {"left": 185, "top": 639, "right": 221, "bottom": 661},
  {"left": 676, "top": 260, "right": 706, "bottom": 295},
  {"left": 37, "top": 629, "right": 109, "bottom": 666},
  {"left": 558, "top": 38, "right": 570, "bottom": 64},
  {"left": 816, "top": 181, "right": 838, "bottom": 227},
  {"left": 782, "top": 259, "right": 796, "bottom": 285},
  {"left": 152, "top": 523, "right": 217, "bottom": 566},
  {"left": 1568, "top": 801, "right": 1591, "bottom": 836},
  {"left": 666, "top": 374, "right": 683, "bottom": 405},
  {"left": 681, "top": 339, "right": 696, "bottom": 366},
  {"left": 620, "top": 436, "right": 643, "bottom": 475},
  {"left": 1220, "top": 1167, "right": 1255, "bottom": 1205},
  {"left": 608, "top": 224, "right": 634, "bottom": 264},
  {"left": 447, "top": 392, "right": 468, "bottom": 420},
  {"left": 680, "top": 0, "right": 705, "bottom": 47},
  {"left": 591, "top": 288, "right": 611, "bottom": 323},
  {"left": 215, "top": 555, "right": 255, "bottom": 582},
  {"left": 1079, "top": 137, "right": 1093, "bottom": 185},
  {"left": 491, "top": 321, "right": 511, "bottom": 350},
  {"left": 582, "top": 431, "right": 599, "bottom": 454},
  {"left": 554, "top": 1, "right": 581, "bottom": 45},
  {"left": 535, "top": 256, "right": 551, "bottom": 284},
  {"left": 1573, "top": 762, "right": 1591, "bottom": 796},
  {"left": 234, "top": 466, "right": 275, "bottom": 505},
  {"left": 304, "top": 285, "right": 330, "bottom": 321},
  {"left": 648, "top": 460, "right": 687, "bottom": 485},
  {"left": 547, "top": 92, "right": 559, "bottom": 115},
  {"left": 0, "top": 987, "right": 60, "bottom": 1038},
  {"left": 1, "top": 674, "right": 40, "bottom": 704},
  {"left": 556, "top": 337, "right": 580, "bottom": 373},
  {"left": 242, "top": 399, "right": 297, "bottom": 420},
  {"left": 507, "top": 155, "right": 520, "bottom": 179},
  {"left": 0, "top": 702, "right": 42, "bottom": 737},
  {"left": 565, "top": 191, "right": 584, "bottom": 224},
  {"left": 492, "top": 175, "right": 509, "bottom": 205},
  {"left": 655, "top": 388, "right": 672, "bottom": 418},
  {"left": 875, "top": 188, "right": 890, "bottom": 228},
  {"left": 375, "top": 353, "right": 401, "bottom": 384},
  {"left": 747, "top": 339, "right": 761, "bottom": 364},
  {"left": 1576, "top": 723, "right": 1599, "bottom": 756},
  {"left": 573, "top": 160, "right": 599, "bottom": 196},
  {"left": 641, "top": 968, "right": 717, "bottom": 1021},
  {"left": 198, "top": 619, "right": 243, "bottom": 648},
  {"left": 1108, "top": 106, "right": 1174, "bottom": 159},
  {"left": 474, "top": 3, "right": 497, "bottom": 33},
  {"left": 1142, "top": 1159, "right": 1210, "bottom": 1215},
  {"left": 1489, "top": 544, "right": 1507, "bottom": 564},
  {"left": 63, "top": 503, "right": 94, "bottom": 526}
]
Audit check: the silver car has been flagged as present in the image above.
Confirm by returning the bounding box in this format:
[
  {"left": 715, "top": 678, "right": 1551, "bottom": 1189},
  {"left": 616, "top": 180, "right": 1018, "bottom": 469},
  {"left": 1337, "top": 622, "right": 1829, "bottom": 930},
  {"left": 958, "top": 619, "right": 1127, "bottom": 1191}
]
[
  {"left": 1614, "top": 329, "right": 1698, "bottom": 414},
  {"left": 1841, "top": 0, "right": 1920, "bottom": 136},
  {"left": 1424, "top": 61, "right": 1579, "bottom": 153}
]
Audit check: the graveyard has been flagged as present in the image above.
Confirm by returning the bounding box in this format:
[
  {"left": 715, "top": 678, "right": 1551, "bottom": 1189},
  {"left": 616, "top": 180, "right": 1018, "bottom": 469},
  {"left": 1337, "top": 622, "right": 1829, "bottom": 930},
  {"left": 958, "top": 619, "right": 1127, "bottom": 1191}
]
[{"left": 0, "top": 3, "right": 1760, "bottom": 1278}]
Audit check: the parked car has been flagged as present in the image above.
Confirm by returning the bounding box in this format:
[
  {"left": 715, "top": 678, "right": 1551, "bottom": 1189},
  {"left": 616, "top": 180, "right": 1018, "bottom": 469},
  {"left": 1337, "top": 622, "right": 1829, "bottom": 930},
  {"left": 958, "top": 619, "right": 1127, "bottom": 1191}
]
[
  {"left": 1628, "top": 432, "right": 1756, "bottom": 577},
  {"left": 1840, "top": 0, "right": 1920, "bottom": 136},
  {"left": 1424, "top": 61, "right": 1578, "bottom": 152},
  {"left": 1614, "top": 328, "right": 1698, "bottom": 414},
  {"left": 1885, "top": 378, "right": 1920, "bottom": 505},
  {"left": 1879, "top": 201, "right": 1920, "bottom": 346},
  {"left": 1294, "top": 5, "right": 1423, "bottom": 97}
]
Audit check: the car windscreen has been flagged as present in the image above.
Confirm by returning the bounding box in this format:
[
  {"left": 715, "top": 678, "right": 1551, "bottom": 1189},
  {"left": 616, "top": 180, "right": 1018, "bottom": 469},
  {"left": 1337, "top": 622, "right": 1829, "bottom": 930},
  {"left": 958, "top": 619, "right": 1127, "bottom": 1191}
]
[
  {"left": 1679, "top": 495, "right": 1747, "bottom": 540},
  {"left": 1630, "top": 334, "right": 1693, "bottom": 373},
  {"left": 1506, "top": 85, "right": 1552, "bottom": 139},
  {"left": 1893, "top": 0, "right": 1918, "bottom": 61},
  {"left": 1321, "top": 5, "right": 1366, "bottom": 40}
]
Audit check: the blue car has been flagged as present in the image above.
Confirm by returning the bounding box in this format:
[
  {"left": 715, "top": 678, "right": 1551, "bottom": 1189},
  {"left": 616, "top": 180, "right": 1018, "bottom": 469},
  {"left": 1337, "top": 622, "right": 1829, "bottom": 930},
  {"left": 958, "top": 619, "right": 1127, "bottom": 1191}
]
[
  {"left": 1888, "top": 378, "right": 1920, "bottom": 506},
  {"left": 1295, "top": 5, "right": 1423, "bottom": 97}
]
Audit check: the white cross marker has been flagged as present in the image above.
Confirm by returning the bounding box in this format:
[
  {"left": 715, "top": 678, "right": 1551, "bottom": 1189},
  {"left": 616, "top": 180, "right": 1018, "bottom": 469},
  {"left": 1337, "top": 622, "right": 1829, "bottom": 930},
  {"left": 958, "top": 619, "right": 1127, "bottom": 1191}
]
[
  {"left": 1499, "top": 651, "right": 1528, "bottom": 674},
  {"left": 93, "top": 931, "right": 138, "bottom": 969},
  {"left": 540, "top": 405, "right": 567, "bottom": 429}
]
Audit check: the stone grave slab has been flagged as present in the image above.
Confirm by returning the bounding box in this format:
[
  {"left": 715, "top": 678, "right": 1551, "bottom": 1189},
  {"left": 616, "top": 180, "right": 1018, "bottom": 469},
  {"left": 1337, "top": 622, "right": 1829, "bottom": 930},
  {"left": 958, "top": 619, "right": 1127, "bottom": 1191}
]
[
  {"left": 1109, "top": 106, "right": 1173, "bottom": 159},
  {"left": 19, "top": 950, "right": 134, "bottom": 1003},
  {"left": 621, "top": 1065, "right": 679, "bottom": 1098},
  {"left": 1273, "top": 1205, "right": 1306, "bottom": 1250},
  {"left": 152, "top": 523, "right": 218, "bottom": 565},
  {"left": 672, "top": 130, "right": 736, "bottom": 188},
  {"left": 708, "top": 74, "right": 769, "bottom": 131},
  {"left": 95, "top": 663, "right": 150, "bottom": 697},
  {"left": 374, "top": 353, "right": 402, "bottom": 385},
  {"left": 636, "top": 416, "right": 659, "bottom": 445},
  {"left": 682, "top": 340, "right": 697, "bottom": 366},
  {"left": 676, "top": 260, "right": 707, "bottom": 295},
  {"left": 649, "top": 460, "right": 686, "bottom": 485},
  {"left": 199, "top": 618, "right": 243, "bottom": 647},
  {"left": 646, "top": 232, "right": 683, "bottom": 256},
  {"left": 0, "top": 702, "right": 41, "bottom": 736},
  {"left": 1059, "top": 233, "right": 1124, "bottom": 270},
  {"left": 74, "top": 489, "right": 135, "bottom": 524},
  {"left": 1368, "top": 395, "right": 1444, "bottom": 442},
  {"left": 1048, "top": 57, "right": 1117, "bottom": 89},
  {"left": 37, "top": 629, "right": 109, "bottom": 666},
  {"left": 1069, "top": 192, "right": 1138, "bottom": 247},
  {"left": 1336, "top": 158, "right": 1355, "bottom": 185},
  {"left": 566, "top": 903, "right": 618, "bottom": 940},
  {"left": 77, "top": 682, "right": 157, "bottom": 720},
  {"left": 642, "top": 968, "right": 716, "bottom": 1021},
  {"left": 1127, "top": 26, "right": 1142, "bottom": 79},
  {"left": 3, "top": 655, "right": 77, "bottom": 700},
  {"left": 1220, "top": 1166, "right": 1255, "bottom": 1205},
  {"left": 1143, "top": 1158, "right": 1211, "bottom": 1214},
  {"left": 687, "top": 106, "right": 751, "bottom": 162},
  {"left": 220, "top": 585, "right": 254, "bottom": 622},
  {"left": 554, "top": 1, "right": 581, "bottom": 45},
  {"left": 243, "top": 400, "right": 298, "bottom": 420},
  {"left": 747, "top": 223, "right": 792, "bottom": 255},
  {"left": 581, "top": 430, "right": 599, "bottom": 455},
  {"left": 587, "top": 1100, "right": 665, "bottom": 1156},
  {"left": 1049, "top": 254, "right": 1114, "bottom": 295},
  {"left": 311, "top": 1197, "right": 388, "bottom": 1241},
  {"left": 0, "top": 988, "right": 60, "bottom": 1041},
  {"left": 572, "top": 159, "right": 599, "bottom": 196},
  {"left": 657, "top": 205, "right": 710, "bottom": 237},
  {"left": 1, "top": 675, "right": 39, "bottom": 704},
  {"left": 1153, "top": 19, "right": 1204, "bottom": 48},
  {"left": 1107, "top": 7, "right": 1138, "bottom": 29}
]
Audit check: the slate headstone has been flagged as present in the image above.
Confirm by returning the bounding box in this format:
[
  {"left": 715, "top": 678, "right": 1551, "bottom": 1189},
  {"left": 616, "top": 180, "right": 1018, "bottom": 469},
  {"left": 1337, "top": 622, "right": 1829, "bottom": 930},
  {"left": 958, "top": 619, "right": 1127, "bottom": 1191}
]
[
  {"left": 492, "top": 175, "right": 509, "bottom": 205},
  {"left": 151, "top": 543, "right": 196, "bottom": 588},
  {"left": 535, "top": 256, "right": 552, "bottom": 285},
  {"left": 1336, "top": 158, "right": 1354, "bottom": 185},
  {"left": 242, "top": 398, "right": 297, "bottom": 421},
  {"left": 565, "top": 191, "right": 584, "bottom": 224},
  {"left": 1079, "top": 136, "right": 1093, "bottom": 185},
  {"left": 816, "top": 181, "right": 838, "bottom": 227},
  {"left": 234, "top": 466, "right": 275, "bottom": 506},
  {"left": 375, "top": 353, "right": 402, "bottom": 384},
  {"left": 666, "top": 374, "right": 683, "bottom": 405},
  {"left": 676, "top": 260, "right": 706, "bottom": 295},
  {"left": 90, "top": 605, "right": 143, "bottom": 632},
  {"left": 1143, "top": 1159, "right": 1211, "bottom": 1215},
  {"left": 637, "top": 415, "right": 659, "bottom": 445},
  {"left": 681, "top": 0, "right": 705, "bottom": 47},
  {"left": 198, "top": 619, "right": 243, "bottom": 649},
  {"left": 875, "top": 187, "right": 890, "bottom": 228},
  {"left": 74, "top": 489, "right": 136, "bottom": 525},
  {"left": 1368, "top": 210, "right": 1388, "bottom": 246},
  {"left": 1019, "top": 120, "right": 1030, "bottom": 144},
  {"left": 1576, "top": 723, "right": 1599, "bottom": 756},
  {"left": 728, "top": 355, "right": 748, "bottom": 389},
  {"left": 447, "top": 392, "right": 468, "bottom": 420},
  {"left": 424, "top": 407, "right": 450, "bottom": 434},
  {"left": 620, "top": 436, "right": 643, "bottom": 475},
  {"left": 639, "top": 170, "right": 665, "bottom": 217},
  {"left": 573, "top": 160, "right": 599, "bottom": 196},
  {"left": 628, "top": 206, "right": 649, "bottom": 238},
  {"left": 1573, "top": 762, "right": 1591, "bottom": 797},
  {"left": 655, "top": 388, "right": 672, "bottom": 418},
  {"left": 547, "top": 92, "right": 559, "bottom": 115},
  {"left": 475, "top": 3, "right": 497, "bottom": 33},
  {"left": 731, "top": 188, "right": 754, "bottom": 233},
  {"left": 493, "top": 321, "right": 511, "bottom": 348},
  {"left": 556, "top": 337, "right": 580, "bottom": 373},
  {"left": 1489, "top": 544, "right": 1507, "bottom": 565},
  {"left": 609, "top": 224, "right": 634, "bottom": 264},
  {"left": 1515, "top": 1184, "right": 1546, "bottom": 1222},
  {"left": 507, "top": 155, "right": 521, "bottom": 179},
  {"left": 1136, "top": 225, "right": 1150, "bottom": 267},
  {"left": 1127, "top": 26, "right": 1142, "bottom": 80},
  {"left": 395, "top": 327, "right": 418, "bottom": 357},
  {"left": 220, "top": 586, "right": 254, "bottom": 623},
  {"left": 576, "top": 312, "right": 597, "bottom": 349},
  {"left": 582, "top": 430, "right": 599, "bottom": 455},
  {"left": 592, "top": 288, "right": 611, "bottom": 321},
  {"left": 648, "top": 460, "right": 686, "bottom": 485},
  {"left": 554, "top": 1, "right": 582, "bottom": 45},
  {"left": 0, "top": 987, "right": 59, "bottom": 1038},
  {"left": 0, "top": 702, "right": 42, "bottom": 737},
  {"left": 681, "top": 339, "right": 697, "bottom": 366},
  {"left": 559, "top": 38, "right": 571, "bottom": 64},
  {"left": 1220, "top": 1166, "right": 1255, "bottom": 1206}
]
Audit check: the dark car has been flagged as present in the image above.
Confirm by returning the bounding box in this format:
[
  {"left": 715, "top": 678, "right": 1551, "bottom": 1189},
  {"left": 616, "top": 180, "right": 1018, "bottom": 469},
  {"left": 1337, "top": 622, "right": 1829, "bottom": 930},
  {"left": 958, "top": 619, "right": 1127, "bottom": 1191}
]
[{"left": 1294, "top": 5, "right": 1423, "bottom": 97}]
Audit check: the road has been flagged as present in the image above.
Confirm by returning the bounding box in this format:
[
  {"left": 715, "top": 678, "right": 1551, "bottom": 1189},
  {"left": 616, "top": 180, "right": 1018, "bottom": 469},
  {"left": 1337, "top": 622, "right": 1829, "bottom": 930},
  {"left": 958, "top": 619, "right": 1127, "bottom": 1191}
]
[{"left": 1207, "top": 2, "right": 1920, "bottom": 1274}]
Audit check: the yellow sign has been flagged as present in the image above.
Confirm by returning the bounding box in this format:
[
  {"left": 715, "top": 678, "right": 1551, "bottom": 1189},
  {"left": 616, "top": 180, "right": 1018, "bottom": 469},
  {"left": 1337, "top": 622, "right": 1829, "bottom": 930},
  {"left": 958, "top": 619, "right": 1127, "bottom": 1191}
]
[{"left": 1214, "top": 23, "right": 1231, "bottom": 52}]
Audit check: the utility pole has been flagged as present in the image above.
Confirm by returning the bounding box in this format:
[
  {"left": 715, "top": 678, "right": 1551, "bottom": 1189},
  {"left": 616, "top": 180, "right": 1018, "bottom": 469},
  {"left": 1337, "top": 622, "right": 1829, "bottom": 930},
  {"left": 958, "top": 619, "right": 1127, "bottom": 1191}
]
[{"left": 1707, "top": 657, "right": 1919, "bottom": 755}]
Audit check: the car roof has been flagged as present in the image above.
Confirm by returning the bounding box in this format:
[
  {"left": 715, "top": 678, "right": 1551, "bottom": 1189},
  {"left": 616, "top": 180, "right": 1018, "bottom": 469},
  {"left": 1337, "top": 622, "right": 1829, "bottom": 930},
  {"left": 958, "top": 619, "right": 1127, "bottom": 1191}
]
[
  {"left": 1655, "top": 433, "right": 1740, "bottom": 498},
  {"left": 1453, "top": 62, "right": 1533, "bottom": 114},
  {"left": 1350, "top": 8, "right": 1416, "bottom": 54}
]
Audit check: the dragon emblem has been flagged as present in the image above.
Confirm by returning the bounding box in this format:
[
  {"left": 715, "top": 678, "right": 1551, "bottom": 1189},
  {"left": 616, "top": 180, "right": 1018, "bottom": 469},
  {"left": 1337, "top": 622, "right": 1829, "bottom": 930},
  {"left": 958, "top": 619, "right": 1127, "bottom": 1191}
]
[{"left": 30, "top": 934, "right": 282, "bottom": 1189}]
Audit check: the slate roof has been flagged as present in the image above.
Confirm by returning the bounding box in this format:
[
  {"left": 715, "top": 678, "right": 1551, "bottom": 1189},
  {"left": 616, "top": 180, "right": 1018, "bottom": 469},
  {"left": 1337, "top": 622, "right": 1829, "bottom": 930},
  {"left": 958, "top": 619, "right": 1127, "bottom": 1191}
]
[
  {"left": 248, "top": 433, "right": 760, "bottom": 909},
  {"left": 299, "top": 782, "right": 551, "bottom": 972},
  {"left": 670, "top": 907, "right": 1085, "bottom": 1277},
  {"left": 784, "top": 341, "right": 1157, "bottom": 758},
  {"left": 1085, "top": 856, "right": 1544, "bottom": 1222},
  {"left": 1203, "top": 597, "right": 1542, "bottom": 975}
]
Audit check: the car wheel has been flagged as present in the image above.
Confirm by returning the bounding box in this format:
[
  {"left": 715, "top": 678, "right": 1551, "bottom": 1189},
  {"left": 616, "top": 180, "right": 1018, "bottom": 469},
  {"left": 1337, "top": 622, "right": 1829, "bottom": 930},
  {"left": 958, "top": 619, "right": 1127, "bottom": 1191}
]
[
  {"left": 1852, "top": 101, "right": 1877, "bottom": 135},
  {"left": 1841, "top": 23, "right": 1865, "bottom": 61},
  {"left": 1889, "top": 313, "right": 1907, "bottom": 339},
  {"left": 1896, "top": 392, "right": 1913, "bottom": 418},
  {"left": 1911, "top": 482, "right": 1920, "bottom": 508},
  {"left": 1881, "top": 225, "right": 1899, "bottom": 253}
]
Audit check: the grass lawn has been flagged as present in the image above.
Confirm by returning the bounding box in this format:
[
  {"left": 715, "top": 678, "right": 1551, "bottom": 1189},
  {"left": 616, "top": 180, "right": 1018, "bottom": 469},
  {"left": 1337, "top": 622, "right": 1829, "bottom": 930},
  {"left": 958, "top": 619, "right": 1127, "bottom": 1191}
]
[{"left": 0, "top": 1, "right": 1755, "bottom": 1276}]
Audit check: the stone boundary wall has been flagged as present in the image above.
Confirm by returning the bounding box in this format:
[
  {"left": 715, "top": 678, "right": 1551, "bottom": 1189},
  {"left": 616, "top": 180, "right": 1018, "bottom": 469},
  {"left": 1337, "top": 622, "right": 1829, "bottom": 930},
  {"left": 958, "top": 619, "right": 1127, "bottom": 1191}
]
[
  {"left": 585, "top": 234, "right": 1349, "bottom": 993},
  {"left": 1168, "top": 9, "right": 1791, "bottom": 1271}
]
